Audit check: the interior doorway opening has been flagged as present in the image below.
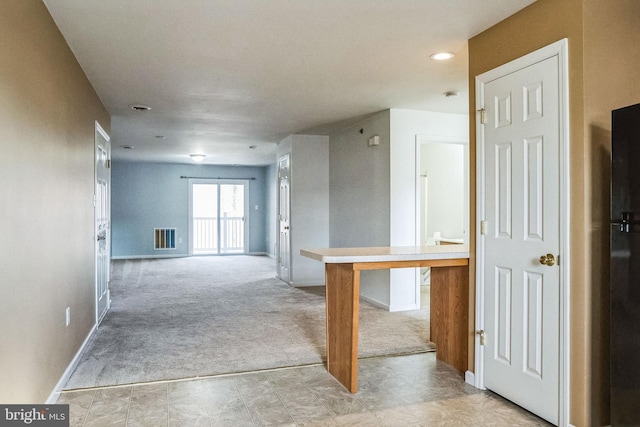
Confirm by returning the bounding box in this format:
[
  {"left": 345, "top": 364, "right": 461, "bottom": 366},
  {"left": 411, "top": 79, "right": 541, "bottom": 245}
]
[
  {"left": 189, "top": 179, "right": 248, "bottom": 255},
  {"left": 415, "top": 136, "right": 469, "bottom": 309}
]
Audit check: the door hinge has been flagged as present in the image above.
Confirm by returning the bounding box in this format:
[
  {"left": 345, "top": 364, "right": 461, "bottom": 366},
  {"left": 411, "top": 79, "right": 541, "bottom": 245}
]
[
  {"left": 480, "top": 220, "right": 488, "bottom": 236},
  {"left": 479, "top": 108, "right": 487, "bottom": 125},
  {"left": 106, "top": 159, "right": 111, "bottom": 169},
  {"left": 476, "top": 330, "right": 486, "bottom": 345}
]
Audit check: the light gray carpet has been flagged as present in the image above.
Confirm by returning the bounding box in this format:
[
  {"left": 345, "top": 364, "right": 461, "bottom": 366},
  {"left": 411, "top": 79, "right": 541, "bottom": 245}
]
[{"left": 64, "top": 255, "right": 434, "bottom": 389}]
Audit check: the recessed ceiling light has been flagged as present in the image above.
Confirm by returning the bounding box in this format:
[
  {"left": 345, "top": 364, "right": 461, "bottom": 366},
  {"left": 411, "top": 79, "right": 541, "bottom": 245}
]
[
  {"left": 129, "top": 104, "right": 151, "bottom": 111},
  {"left": 120, "top": 145, "right": 134, "bottom": 149},
  {"left": 190, "top": 154, "right": 206, "bottom": 162},
  {"left": 430, "top": 52, "right": 455, "bottom": 61}
]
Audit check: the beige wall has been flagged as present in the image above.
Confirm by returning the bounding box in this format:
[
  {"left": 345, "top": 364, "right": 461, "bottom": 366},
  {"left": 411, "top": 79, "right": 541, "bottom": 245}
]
[
  {"left": 470, "top": 0, "right": 640, "bottom": 425},
  {"left": 0, "top": 1, "right": 110, "bottom": 402},
  {"left": 470, "top": 0, "right": 588, "bottom": 422},
  {"left": 469, "top": 0, "right": 587, "bottom": 424},
  {"left": 583, "top": 1, "right": 640, "bottom": 424}
]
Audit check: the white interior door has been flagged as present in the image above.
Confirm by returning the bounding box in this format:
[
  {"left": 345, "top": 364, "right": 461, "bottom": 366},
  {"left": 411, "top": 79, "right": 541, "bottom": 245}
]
[
  {"left": 477, "top": 45, "right": 567, "bottom": 425},
  {"left": 95, "top": 122, "right": 111, "bottom": 325},
  {"left": 277, "top": 155, "right": 291, "bottom": 283}
]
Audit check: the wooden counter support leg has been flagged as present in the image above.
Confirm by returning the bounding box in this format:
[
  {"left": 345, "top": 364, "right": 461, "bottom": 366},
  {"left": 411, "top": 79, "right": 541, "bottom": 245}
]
[
  {"left": 430, "top": 265, "right": 469, "bottom": 373},
  {"left": 325, "top": 263, "right": 360, "bottom": 392}
]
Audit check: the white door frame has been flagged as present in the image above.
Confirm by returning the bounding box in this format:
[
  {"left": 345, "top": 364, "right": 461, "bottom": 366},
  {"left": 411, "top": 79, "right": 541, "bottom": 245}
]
[
  {"left": 94, "top": 121, "right": 111, "bottom": 325},
  {"left": 276, "top": 154, "right": 291, "bottom": 283},
  {"left": 474, "top": 38, "right": 570, "bottom": 426}
]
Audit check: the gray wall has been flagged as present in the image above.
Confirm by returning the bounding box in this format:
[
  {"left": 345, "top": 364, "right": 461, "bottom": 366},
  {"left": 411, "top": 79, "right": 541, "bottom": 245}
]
[
  {"left": 111, "top": 162, "right": 271, "bottom": 257},
  {"left": 0, "top": 2, "right": 110, "bottom": 403},
  {"left": 277, "top": 135, "right": 330, "bottom": 286},
  {"left": 329, "top": 109, "right": 468, "bottom": 310},
  {"left": 329, "top": 111, "right": 391, "bottom": 306}
]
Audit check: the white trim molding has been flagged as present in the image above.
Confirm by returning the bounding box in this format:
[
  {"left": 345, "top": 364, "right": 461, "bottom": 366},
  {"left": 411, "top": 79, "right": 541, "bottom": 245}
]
[
  {"left": 46, "top": 324, "right": 98, "bottom": 403},
  {"left": 111, "top": 254, "right": 189, "bottom": 260},
  {"left": 465, "top": 370, "right": 475, "bottom": 387}
]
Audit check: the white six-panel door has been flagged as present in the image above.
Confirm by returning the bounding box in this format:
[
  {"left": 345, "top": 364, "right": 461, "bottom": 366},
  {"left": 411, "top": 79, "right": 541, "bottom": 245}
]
[
  {"left": 95, "top": 122, "right": 111, "bottom": 325},
  {"left": 478, "top": 48, "right": 565, "bottom": 425},
  {"left": 277, "top": 155, "right": 291, "bottom": 283}
]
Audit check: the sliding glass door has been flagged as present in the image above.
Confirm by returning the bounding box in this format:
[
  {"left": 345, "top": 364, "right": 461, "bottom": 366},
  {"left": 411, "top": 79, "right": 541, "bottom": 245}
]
[{"left": 189, "top": 180, "right": 248, "bottom": 255}]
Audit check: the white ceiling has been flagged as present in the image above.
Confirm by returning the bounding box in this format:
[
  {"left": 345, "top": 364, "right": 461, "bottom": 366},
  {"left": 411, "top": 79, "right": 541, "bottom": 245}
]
[{"left": 43, "top": 0, "right": 535, "bottom": 166}]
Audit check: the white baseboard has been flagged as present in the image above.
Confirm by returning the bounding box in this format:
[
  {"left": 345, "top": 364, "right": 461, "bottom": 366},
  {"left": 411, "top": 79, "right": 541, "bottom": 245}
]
[
  {"left": 248, "top": 251, "right": 272, "bottom": 257},
  {"left": 465, "top": 370, "right": 475, "bottom": 387},
  {"left": 111, "top": 254, "right": 189, "bottom": 260},
  {"left": 113, "top": 253, "right": 273, "bottom": 260},
  {"left": 360, "top": 294, "right": 390, "bottom": 311},
  {"left": 289, "top": 281, "right": 325, "bottom": 287},
  {"left": 388, "top": 303, "right": 419, "bottom": 312},
  {"left": 46, "top": 324, "right": 97, "bottom": 404}
]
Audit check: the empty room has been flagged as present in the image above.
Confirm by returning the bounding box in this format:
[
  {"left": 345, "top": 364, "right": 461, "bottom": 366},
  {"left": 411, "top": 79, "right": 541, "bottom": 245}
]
[{"left": 2, "top": 1, "right": 640, "bottom": 426}]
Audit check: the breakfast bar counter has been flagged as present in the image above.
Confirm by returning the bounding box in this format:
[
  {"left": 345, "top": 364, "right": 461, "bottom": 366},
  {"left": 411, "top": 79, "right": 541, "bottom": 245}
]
[{"left": 301, "top": 245, "right": 470, "bottom": 393}]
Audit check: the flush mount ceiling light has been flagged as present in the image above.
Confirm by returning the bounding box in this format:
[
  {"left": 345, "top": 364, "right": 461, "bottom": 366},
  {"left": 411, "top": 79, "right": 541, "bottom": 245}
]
[
  {"left": 190, "top": 154, "right": 206, "bottom": 162},
  {"left": 129, "top": 104, "right": 151, "bottom": 111},
  {"left": 430, "top": 52, "right": 455, "bottom": 61}
]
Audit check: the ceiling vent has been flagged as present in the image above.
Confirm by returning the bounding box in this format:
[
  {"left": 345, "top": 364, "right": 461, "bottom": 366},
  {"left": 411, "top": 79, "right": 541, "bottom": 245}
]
[{"left": 129, "top": 104, "right": 151, "bottom": 111}]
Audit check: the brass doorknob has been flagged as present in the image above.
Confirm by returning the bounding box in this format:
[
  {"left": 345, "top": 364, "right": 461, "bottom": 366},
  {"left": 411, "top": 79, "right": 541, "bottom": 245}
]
[{"left": 539, "top": 253, "right": 555, "bottom": 266}]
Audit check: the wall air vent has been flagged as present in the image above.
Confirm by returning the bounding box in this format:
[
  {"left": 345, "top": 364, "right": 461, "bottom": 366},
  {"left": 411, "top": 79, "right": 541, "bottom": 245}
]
[{"left": 154, "top": 228, "right": 176, "bottom": 250}]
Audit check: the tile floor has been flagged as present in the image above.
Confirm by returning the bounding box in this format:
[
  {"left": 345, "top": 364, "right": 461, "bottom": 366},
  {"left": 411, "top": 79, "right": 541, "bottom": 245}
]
[{"left": 57, "top": 352, "right": 550, "bottom": 426}]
